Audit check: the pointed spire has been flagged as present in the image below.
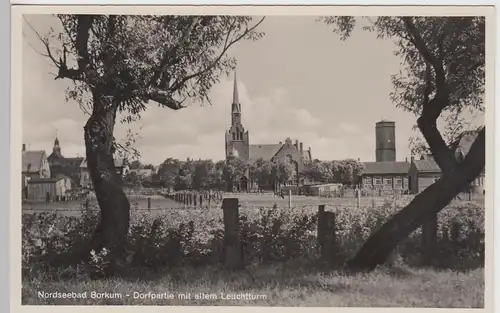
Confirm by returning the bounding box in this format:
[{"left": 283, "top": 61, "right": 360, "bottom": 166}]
[
  {"left": 231, "top": 70, "right": 241, "bottom": 113},
  {"left": 233, "top": 71, "right": 239, "bottom": 105}
]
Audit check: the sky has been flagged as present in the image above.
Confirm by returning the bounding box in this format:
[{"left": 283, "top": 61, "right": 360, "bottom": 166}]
[{"left": 22, "top": 15, "right": 484, "bottom": 166}]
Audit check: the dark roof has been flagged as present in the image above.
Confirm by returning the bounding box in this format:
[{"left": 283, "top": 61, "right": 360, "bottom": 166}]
[
  {"left": 248, "top": 144, "right": 283, "bottom": 161},
  {"left": 413, "top": 159, "right": 441, "bottom": 173},
  {"left": 80, "top": 157, "right": 126, "bottom": 168},
  {"left": 22, "top": 151, "right": 46, "bottom": 173},
  {"left": 362, "top": 161, "right": 410, "bottom": 175},
  {"left": 28, "top": 177, "right": 64, "bottom": 184}
]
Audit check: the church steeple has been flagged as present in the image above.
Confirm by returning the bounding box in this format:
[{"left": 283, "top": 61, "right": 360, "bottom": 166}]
[
  {"left": 225, "top": 70, "right": 249, "bottom": 161},
  {"left": 232, "top": 71, "right": 241, "bottom": 114},
  {"left": 52, "top": 136, "right": 62, "bottom": 157}
]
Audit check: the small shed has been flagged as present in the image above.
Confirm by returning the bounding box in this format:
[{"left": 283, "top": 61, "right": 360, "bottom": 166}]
[
  {"left": 303, "top": 183, "right": 343, "bottom": 197},
  {"left": 27, "top": 176, "right": 72, "bottom": 202}
]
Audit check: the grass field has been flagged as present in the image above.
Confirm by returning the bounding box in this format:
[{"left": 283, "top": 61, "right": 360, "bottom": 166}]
[
  {"left": 22, "top": 261, "right": 484, "bottom": 307},
  {"left": 22, "top": 191, "right": 483, "bottom": 217}
]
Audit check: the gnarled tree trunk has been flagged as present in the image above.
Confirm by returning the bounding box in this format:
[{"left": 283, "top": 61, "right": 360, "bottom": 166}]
[
  {"left": 84, "top": 91, "right": 131, "bottom": 277},
  {"left": 347, "top": 128, "right": 485, "bottom": 272}
]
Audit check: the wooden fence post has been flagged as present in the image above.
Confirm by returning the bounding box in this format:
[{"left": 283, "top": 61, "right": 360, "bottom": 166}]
[
  {"left": 317, "top": 205, "right": 326, "bottom": 251},
  {"left": 193, "top": 194, "right": 197, "bottom": 206},
  {"left": 356, "top": 189, "right": 360, "bottom": 208},
  {"left": 222, "top": 198, "right": 242, "bottom": 269},
  {"left": 422, "top": 212, "right": 438, "bottom": 265},
  {"left": 147, "top": 197, "right": 151, "bottom": 209},
  {"left": 318, "top": 211, "right": 337, "bottom": 263},
  {"left": 200, "top": 194, "right": 203, "bottom": 207},
  {"left": 288, "top": 189, "right": 292, "bottom": 209}
]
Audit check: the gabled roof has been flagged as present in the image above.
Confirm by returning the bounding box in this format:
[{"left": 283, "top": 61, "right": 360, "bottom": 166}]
[
  {"left": 80, "top": 157, "right": 126, "bottom": 168},
  {"left": 413, "top": 159, "right": 441, "bottom": 173},
  {"left": 22, "top": 151, "right": 46, "bottom": 173},
  {"left": 362, "top": 161, "right": 410, "bottom": 175},
  {"left": 248, "top": 144, "right": 283, "bottom": 161}
]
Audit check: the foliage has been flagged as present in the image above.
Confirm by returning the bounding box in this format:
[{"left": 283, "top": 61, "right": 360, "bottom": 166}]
[
  {"left": 23, "top": 200, "right": 484, "bottom": 279},
  {"left": 302, "top": 159, "right": 364, "bottom": 185},
  {"left": 319, "top": 16, "right": 485, "bottom": 159}
]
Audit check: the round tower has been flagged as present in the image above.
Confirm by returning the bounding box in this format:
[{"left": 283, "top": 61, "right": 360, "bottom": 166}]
[{"left": 375, "top": 120, "right": 396, "bottom": 162}]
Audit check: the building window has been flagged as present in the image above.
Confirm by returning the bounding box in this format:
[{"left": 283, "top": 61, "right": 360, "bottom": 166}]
[
  {"left": 363, "top": 177, "right": 371, "bottom": 186},
  {"left": 384, "top": 178, "right": 392, "bottom": 186},
  {"left": 374, "top": 177, "right": 382, "bottom": 185},
  {"left": 395, "top": 177, "right": 403, "bottom": 187}
]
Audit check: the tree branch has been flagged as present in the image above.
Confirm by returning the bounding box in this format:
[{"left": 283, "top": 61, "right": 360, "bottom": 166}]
[
  {"left": 403, "top": 17, "right": 460, "bottom": 174},
  {"left": 168, "top": 17, "right": 266, "bottom": 92},
  {"left": 55, "top": 15, "right": 95, "bottom": 81},
  {"left": 136, "top": 88, "right": 187, "bottom": 110},
  {"left": 402, "top": 17, "right": 448, "bottom": 105}
]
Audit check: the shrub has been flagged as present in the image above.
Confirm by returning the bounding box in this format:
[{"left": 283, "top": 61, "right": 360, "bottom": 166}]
[{"left": 22, "top": 200, "right": 484, "bottom": 279}]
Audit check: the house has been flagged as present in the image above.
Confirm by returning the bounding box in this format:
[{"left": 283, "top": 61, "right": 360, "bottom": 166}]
[
  {"left": 408, "top": 157, "right": 441, "bottom": 194},
  {"left": 79, "top": 157, "right": 129, "bottom": 188},
  {"left": 360, "top": 161, "right": 411, "bottom": 193},
  {"left": 22, "top": 144, "right": 51, "bottom": 199},
  {"left": 26, "top": 175, "right": 72, "bottom": 202},
  {"left": 357, "top": 120, "right": 410, "bottom": 194},
  {"left": 47, "top": 137, "right": 84, "bottom": 188},
  {"left": 409, "top": 130, "right": 486, "bottom": 195}
]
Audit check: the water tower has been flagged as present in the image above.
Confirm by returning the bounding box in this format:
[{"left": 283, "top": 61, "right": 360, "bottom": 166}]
[{"left": 375, "top": 120, "right": 396, "bottom": 162}]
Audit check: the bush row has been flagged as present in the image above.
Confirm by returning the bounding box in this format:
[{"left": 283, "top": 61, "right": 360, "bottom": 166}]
[{"left": 22, "top": 200, "right": 484, "bottom": 278}]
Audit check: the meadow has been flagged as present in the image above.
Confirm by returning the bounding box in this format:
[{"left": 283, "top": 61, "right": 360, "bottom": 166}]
[{"left": 21, "top": 192, "right": 485, "bottom": 307}]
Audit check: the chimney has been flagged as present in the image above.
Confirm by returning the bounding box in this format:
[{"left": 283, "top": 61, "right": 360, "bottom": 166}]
[
  {"left": 405, "top": 157, "right": 408, "bottom": 162},
  {"left": 357, "top": 158, "right": 360, "bottom": 162},
  {"left": 300, "top": 142, "right": 303, "bottom": 153},
  {"left": 295, "top": 140, "right": 299, "bottom": 149},
  {"left": 411, "top": 156, "right": 415, "bottom": 163},
  {"left": 279, "top": 141, "right": 282, "bottom": 145},
  {"left": 22, "top": 144, "right": 26, "bottom": 152}
]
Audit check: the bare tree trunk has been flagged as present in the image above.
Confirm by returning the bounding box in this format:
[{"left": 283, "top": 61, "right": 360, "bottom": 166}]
[
  {"left": 84, "top": 91, "right": 131, "bottom": 277},
  {"left": 347, "top": 129, "right": 485, "bottom": 272}
]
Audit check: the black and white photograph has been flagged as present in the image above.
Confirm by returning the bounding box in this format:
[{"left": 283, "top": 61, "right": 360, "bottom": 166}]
[{"left": 14, "top": 5, "right": 493, "bottom": 309}]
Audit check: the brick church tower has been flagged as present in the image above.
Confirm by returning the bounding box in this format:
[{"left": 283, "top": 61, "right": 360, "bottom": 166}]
[{"left": 225, "top": 71, "right": 250, "bottom": 160}]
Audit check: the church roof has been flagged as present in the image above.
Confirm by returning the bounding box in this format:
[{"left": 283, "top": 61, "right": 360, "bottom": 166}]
[{"left": 249, "top": 144, "right": 283, "bottom": 161}]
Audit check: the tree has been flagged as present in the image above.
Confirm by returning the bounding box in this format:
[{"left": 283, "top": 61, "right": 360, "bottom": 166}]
[
  {"left": 30, "top": 14, "right": 265, "bottom": 276},
  {"left": 223, "top": 156, "right": 248, "bottom": 191},
  {"left": 321, "top": 16, "right": 485, "bottom": 271}
]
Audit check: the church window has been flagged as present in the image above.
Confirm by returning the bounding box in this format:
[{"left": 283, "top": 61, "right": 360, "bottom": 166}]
[
  {"left": 240, "top": 132, "right": 243, "bottom": 140},
  {"left": 232, "top": 132, "right": 235, "bottom": 140}
]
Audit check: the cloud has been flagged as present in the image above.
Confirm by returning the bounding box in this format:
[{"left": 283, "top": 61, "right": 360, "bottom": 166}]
[{"left": 338, "top": 122, "right": 358, "bottom": 134}]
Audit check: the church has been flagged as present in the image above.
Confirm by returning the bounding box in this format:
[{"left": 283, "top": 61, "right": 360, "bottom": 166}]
[
  {"left": 47, "top": 137, "right": 84, "bottom": 188},
  {"left": 224, "top": 72, "right": 312, "bottom": 188}
]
